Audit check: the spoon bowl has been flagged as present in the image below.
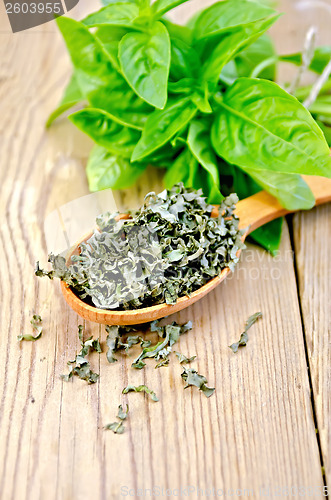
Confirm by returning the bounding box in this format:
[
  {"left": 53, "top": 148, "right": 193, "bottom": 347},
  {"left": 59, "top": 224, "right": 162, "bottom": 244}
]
[{"left": 61, "top": 176, "right": 331, "bottom": 325}]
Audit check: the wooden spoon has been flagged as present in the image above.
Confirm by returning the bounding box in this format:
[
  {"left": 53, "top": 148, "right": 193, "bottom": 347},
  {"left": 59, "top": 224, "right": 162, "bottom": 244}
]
[{"left": 61, "top": 175, "right": 331, "bottom": 325}]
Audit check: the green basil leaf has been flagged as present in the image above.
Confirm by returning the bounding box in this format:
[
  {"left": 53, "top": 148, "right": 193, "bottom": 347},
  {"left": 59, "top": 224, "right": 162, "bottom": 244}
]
[
  {"left": 46, "top": 74, "right": 84, "bottom": 128},
  {"left": 164, "top": 147, "right": 196, "bottom": 188},
  {"left": 211, "top": 78, "right": 331, "bottom": 178},
  {"left": 219, "top": 60, "right": 239, "bottom": 86},
  {"left": 280, "top": 46, "right": 331, "bottom": 75},
  {"left": 199, "top": 15, "right": 279, "bottom": 85},
  {"left": 82, "top": 2, "right": 139, "bottom": 29},
  {"left": 222, "top": 164, "right": 283, "bottom": 253},
  {"left": 161, "top": 19, "right": 193, "bottom": 45},
  {"left": 249, "top": 218, "right": 283, "bottom": 255},
  {"left": 152, "top": 0, "right": 191, "bottom": 17},
  {"left": 164, "top": 146, "right": 221, "bottom": 203},
  {"left": 168, "top": 78, "right": 195, "bottom": 94},
  {"left": 169, "top": 38, "right": 200, "bottom": 81},
  {"left": 191, "top": 84, "right": 212, "bottom": 114},
  {"left": 187, "top": 119, "right": 223, "bottom": 203},
  {"left": 94, "top": 26, "right": 127, "bottom": 72},
  {"left": 86, "top": 146, "right": 146, "bottom": 191},
  {"left": 56, "top": 16, "right": 151, "bottom": 130},
  {"left": 132, "top": 97, "right": 197, "bottom": 161},
  {"left": 230, "top": 160, "right": 315, "bottom": 210},
  {"left": 242, "top": 168, "right": 315, "bottom": 210},
  {"left": 308, "top": 95, "right": 331, "bottom": 117},
  {"left": 235, "top": 34, "right": 276, "bottom": 80},
  {"left": 101, "top": 0, "right": 137, "bottom": 4},
  {"left": 69, "top": 108, "right": 140, "bottom": 158},
  {"left": 193, "top": 0, "right": 277, "bottom": 40},
  {"left": 119, "top": 21, "right": 170, "bottom": 109},
  {"left": 317, "top": 121, "right": 331, "bottom": 147}
]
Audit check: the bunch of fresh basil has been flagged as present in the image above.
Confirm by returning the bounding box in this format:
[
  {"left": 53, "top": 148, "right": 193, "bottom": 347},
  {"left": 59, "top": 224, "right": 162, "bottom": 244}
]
[{"left": 48, "top": 0, "right": 331, "bottom": 253}]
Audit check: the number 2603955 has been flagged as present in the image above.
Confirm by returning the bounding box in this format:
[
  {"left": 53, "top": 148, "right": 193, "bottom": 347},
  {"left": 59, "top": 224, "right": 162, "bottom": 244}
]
[{"left": 5, "top": 2, "right": 62, "bottom": 14}]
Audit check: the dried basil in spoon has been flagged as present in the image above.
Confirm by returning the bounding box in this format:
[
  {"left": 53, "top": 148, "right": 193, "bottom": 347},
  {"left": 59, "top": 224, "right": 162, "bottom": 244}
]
[{"left": 36, "top": 184, "right": 244, "bottom": 311}]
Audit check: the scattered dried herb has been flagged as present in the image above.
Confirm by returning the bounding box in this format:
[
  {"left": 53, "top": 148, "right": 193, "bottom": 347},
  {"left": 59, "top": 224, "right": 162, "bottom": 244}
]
[
  {"left": 132, "top": 320, "right": 192, "bottom": 370},
  {"left": 105, "top": 325, "right": 144, "bottom": 363},
  {"left": 105, "top": 325, "right": 120, "bottom": 364},
  {"left": 175, "top": 352, "right": 196, "bottom": 364},
  {"left": 61, "top": 325, "right": 101, "bottom": 383},
  {"left": 36, "top": 185, "right": 244, "bottom": 311},
  {"left": 229, "top": 312, "right": 263, "bottom": 353},
  {"left": 104, "top": 404, "right": 129, "bottom": 434},
  {"left": 122, "top": 384, "right": 159, "bottom": 402},
  {"left": 17, "top": 315, "right": 43, "bottom": 342},
  {"left": 155, "top": 358, "right": 170, "bottom": 369},
  {"left": 181, "top": 368, "right": 215, "bottom": 398}
]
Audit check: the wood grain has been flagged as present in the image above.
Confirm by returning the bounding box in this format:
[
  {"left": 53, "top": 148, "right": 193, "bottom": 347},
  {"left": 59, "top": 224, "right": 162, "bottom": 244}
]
[
  {"left": 292, "top": 205, "right": 331, "bottom": 485},
  {"left": 0, "top": 1, "right": 329, "bottom": 499}
]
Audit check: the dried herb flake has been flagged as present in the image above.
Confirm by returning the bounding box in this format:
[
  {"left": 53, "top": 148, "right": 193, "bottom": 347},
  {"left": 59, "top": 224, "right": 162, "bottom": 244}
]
[
  {"left": 17, "top": 315, "right": 43, "bottom": 342},
  {"left": 229, "top": 312, "right": 263, "bottom": 353},
  {"left": 181, "top": 368, "right": 215, "bottom": 398},
  {"left": 61, "top": 325, "right": 101, "bottom": 383},
  {"left": 175, "top": 352, "right": 196, "bottom": 364},
  {"left": 122, "top": 384, "right": 159, "bottom": 402}
]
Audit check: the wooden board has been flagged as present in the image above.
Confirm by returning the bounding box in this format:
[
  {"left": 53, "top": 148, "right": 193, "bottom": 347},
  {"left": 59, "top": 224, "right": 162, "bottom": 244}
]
[
  {"left": 0, "top": 0, "right": 329, "bottom": 498},
  {"left": 293, "top": 206, "right": 331, "bottom": 485}
]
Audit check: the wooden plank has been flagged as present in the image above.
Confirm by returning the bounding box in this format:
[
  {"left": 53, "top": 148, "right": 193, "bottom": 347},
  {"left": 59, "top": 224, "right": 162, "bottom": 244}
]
[
  {"left": 293, "top": 206, "right": 331, "bottom": 485},
  {"left": 0, "top": 0, "right": 327, "bottom": 498}
]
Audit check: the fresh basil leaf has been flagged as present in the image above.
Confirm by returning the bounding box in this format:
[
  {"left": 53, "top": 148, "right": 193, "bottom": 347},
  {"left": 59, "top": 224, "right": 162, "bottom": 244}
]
[
  {"left": 168, "top": 38, "right": 200, "bottom": 81},
  {"left": 101, "top": 0, "right": 137, "bottom": 4},
  {"left": 168, "top": 78, "right": 195, "bottom": 94},
  {"left": 199, "top": 15, "right": 279, "bottom": 85},
  {"left": 163, "top": 148, "right": 194, "bottom": 188},
  {"left": 165, "top": 146, "right": 222, "bottom": 204},
  {"left": 46, "top": 74, "right": 84, "bottom": 128},
  {"left": 82, "top": 2, "right": 139, "bottom": 29},
  {"left": 211, "top": 78, "right": 331, "bottom": 179},
  {"left": 187, "top": 119, "right": 223, "bottom": 203},
  {"left": 231, "top": 154, "right": 315, "bottom": 211},
  {"left": 69, "top": 108, "right": 140, "bottom": 158},
  {"left": 249, "top": 218, "right": 283, "bottom": 255},
  {"left": 244, "top": 168, "right": 316, "bottom": 210},
  {"left": 132, "top": 97, "right": 197, "bottom": 161},
  {"left": 219, "top": 60, "right": 239, "bottom": 86},
  {"left": 119, "top": 22, "right": 170, "bottom": 109},
  {"left": 193, "top": 0, "right": 277, "bottom": 40},
  {"left": 161, "top": 18, "right": 193, "bottom": 45},
  {"left": 94, "top": 26, "right": 127, "bottom": 72},
  {"left": 86, "top": 146, "right": 146, "bottom": 191},
  {"left": 235, "top": 34, "right": 276, "bottom": 80},
  {"left": 227, "top": 165, "right": 283, "bottom": 253},
  {"left": 56, "top": 16, "right": 151, "bottom": 130},
  {"left": 152, "top": 0, "right": 191, "bottom": 17},
  {"left": 122, "top": 384, "right": 159, "bottom": 402},
  {"left": 191, "top": 84, "right": 213, "bottom": 114},
  {"left": 317, "top": 121, "right": 331, "bottom": 147},
  {"left": 308, "top": 95, "right": 331, "bottom": 117},
  {"left": 280, "top": 46, "right": 331, "bottom": 75}
]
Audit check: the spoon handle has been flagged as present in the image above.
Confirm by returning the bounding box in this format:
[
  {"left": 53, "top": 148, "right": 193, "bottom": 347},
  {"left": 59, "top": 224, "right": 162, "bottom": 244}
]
[{"left": 233, "top": 175, "right": 331, "bottom": 234}]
